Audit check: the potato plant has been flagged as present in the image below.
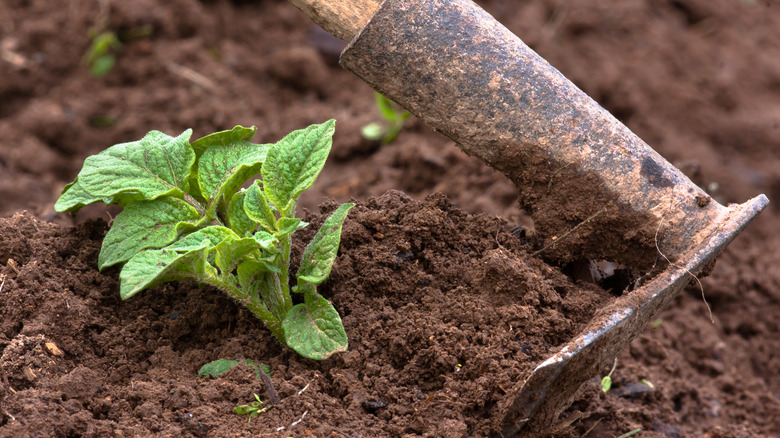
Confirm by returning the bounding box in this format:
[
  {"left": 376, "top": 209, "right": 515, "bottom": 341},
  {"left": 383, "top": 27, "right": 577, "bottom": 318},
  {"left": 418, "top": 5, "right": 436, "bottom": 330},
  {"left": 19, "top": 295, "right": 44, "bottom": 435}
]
[{"left": 55, "top": 120, "right": 353, "bottom": 360}]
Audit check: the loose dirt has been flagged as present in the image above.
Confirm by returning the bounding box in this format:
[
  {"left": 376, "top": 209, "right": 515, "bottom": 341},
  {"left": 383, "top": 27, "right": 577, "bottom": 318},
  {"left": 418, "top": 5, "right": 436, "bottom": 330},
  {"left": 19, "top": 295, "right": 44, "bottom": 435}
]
[
  {"left": 1, "top": 0, "right": 779, "bottom": 437},
  {"left": 0, "top": 192, "right": 611, "bottom": 436}
]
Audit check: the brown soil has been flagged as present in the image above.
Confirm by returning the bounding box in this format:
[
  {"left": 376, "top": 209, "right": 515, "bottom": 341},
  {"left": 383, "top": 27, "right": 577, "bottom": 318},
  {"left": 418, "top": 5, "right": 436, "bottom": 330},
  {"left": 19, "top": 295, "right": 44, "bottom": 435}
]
[
  {"left": 0, "top": 192, "right": 610, "bottom": 437},
  {"left": 1, "top": 0, "right": 778, "bottom": 437}
]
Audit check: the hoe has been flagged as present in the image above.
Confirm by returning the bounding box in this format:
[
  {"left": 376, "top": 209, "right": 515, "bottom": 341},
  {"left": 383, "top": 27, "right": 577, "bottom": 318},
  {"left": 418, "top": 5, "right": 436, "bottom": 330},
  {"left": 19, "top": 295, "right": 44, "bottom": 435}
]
[{"left": 287, "top": 0, "right": 768, "bottom": 434}]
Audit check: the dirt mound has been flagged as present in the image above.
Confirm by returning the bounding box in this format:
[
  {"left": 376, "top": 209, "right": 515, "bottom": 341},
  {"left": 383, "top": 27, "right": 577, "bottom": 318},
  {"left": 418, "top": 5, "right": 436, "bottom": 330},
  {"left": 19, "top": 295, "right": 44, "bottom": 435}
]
[{"left": 0, "top": 192, "right": 608, "bottom": 436}]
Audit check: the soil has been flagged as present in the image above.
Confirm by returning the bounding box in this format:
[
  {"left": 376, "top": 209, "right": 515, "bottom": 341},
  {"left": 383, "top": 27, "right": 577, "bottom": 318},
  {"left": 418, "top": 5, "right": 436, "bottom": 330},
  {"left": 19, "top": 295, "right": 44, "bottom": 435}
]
[{"left": 1, "top": 0, "right": 778, "bottom": 437}]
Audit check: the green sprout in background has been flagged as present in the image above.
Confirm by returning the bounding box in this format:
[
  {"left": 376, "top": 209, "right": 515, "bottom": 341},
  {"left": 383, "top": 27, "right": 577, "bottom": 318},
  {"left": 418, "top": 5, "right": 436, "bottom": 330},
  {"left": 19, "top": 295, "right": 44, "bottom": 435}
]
[
  {"left": 83, "top": 25, "right": 153, "bottom": 77},
  {"left": 84, "top": 31, "right": 120, "bottom": 76},
  {"left": 361, "top": 92, "right": 411, "bottom": 144},
  {"left": 84, "top": 0, "right": 120, "bottom": 77}
]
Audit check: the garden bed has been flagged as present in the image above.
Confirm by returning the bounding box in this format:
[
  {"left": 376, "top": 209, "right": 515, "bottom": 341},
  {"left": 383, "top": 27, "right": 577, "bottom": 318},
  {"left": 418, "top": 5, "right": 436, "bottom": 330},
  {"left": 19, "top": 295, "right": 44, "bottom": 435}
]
[
  {"left": 1, "top": 0, "right": 779, "bottom": 436},
  {"left": 1, "top": 192, "right": 611, "bottom": 436}
]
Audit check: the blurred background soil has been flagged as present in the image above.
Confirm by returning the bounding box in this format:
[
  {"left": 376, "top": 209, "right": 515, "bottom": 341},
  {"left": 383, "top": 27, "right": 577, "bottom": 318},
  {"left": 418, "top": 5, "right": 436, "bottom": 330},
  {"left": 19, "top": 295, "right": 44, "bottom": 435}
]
[{"left": 1, "top": 0, "right": 779, "bottom": 436}]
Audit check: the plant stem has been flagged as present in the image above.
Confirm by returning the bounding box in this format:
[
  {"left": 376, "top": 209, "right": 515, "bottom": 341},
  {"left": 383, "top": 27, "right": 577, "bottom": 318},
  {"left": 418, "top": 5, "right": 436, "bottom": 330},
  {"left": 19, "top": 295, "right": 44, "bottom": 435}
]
[
  {"left": 272, "top": 201, "right": 295, "bottom": 315},
  {"left": 278, "top": 233, "right": 293, "bottom": 309},
  {"left": 260, "top": 272, "right": 288, "bottom": 323}
]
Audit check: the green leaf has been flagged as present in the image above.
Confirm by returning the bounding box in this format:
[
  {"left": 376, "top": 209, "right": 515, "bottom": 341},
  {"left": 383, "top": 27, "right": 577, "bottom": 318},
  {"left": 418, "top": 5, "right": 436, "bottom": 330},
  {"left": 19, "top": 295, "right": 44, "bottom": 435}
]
[
  {"left": 189, "top": 125, "right": 257, "bottom": 202},
  {"left": 119, "top": 245, "right": 213, "bottom": 299},
  {"left": 252, "top": 230, "right": 278, "bottom": 253},
  {"left": 297, "top": 203, "right": 354, "bottom": 285},
  {"left": 244, "top": 181, "right": 277, "bottom": 233},
  {"left": 227, "top": 190, "right": 256, "bottom": 237},
  {"left": 275, "top": 217, "right": 302, "bottom": 238},
  {"left": 214, "top": 235, "right": 261, "bottom": 275},
  {"left": 98, "top": 197, "right": 201, "bottom": 269},
  {"left": 244, "top": 360, "right": 272, "bottom": 378},
  {"left": 262, "top": 120, "right": 335, "bottom": 214},
  {"left": 601, "top": 375, "right": 612, "bottom": 393},
  {"left": 283, "top": 290, "right": 348, "bottom": 360},
  {"left": 168, "top": 225, "right": 236, "bottom": 251},
  {"left": 188, "top": 127, "right": 258, "bottom": 202},
  {"left": 198, "top": 359, "right": 268, "bottom": 379},
  {"left": 234, "top": 393, "right": 271, "bottom": 420},
  {"left": 191, "top": 125, "right": 253, "bottom": 157},
  {"left": 375, "top": 93, "right": 399, "bottom": 122},
  {"left": 54, "top": 178, "right": 98, "bottom": 212},
  {"left": 91, "top": 54, "right": 115, "bottom": 76},
  {"left": 234, "top": 404, "right": 254, "bottom": 415},
  {"left": 234, "top": 402, "right": 261, "bottom": 417},
  {"left": 237, "top": 261, "right": 275, "bottom": 294},
  {"left": 195, "top": 126, "right": 271, "bottom": 208},
  {"left": 77, "top": 130, "right": 195, "bottom": 206},
  {"left": 237, "top": 263, "right": 286, "bottom": 322},
  {"left": 237, "top": 261, "right": 261, "bottom": 292},
  {"left": 61, "top": 122, "right": 351, "bottom": 362},
  {"left": 198, "top": 359, "right": 240, "bottom": 378}
]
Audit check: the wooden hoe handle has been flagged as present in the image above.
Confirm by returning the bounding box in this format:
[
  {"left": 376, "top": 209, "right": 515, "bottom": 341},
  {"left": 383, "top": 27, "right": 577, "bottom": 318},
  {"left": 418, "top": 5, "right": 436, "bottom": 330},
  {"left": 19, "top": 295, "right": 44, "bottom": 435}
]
[{"left": 287, "top": 0, "right": 381, "bottom": 41}]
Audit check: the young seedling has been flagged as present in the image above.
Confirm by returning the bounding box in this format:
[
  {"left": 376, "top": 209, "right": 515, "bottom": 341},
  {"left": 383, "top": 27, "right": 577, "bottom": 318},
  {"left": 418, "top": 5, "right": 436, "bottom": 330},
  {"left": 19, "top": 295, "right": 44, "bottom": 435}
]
[
  {"left": 55, "top": 120, "right": 354, "bottom": 360},
  {"left": 600, "top": 358, "right": 618, "bottom": 393},
  {"left": 84, "top": 31, "right": 120, "bottom": 76},
  {"left": 234, "top": 393, "right": 272, "bottom": 422},
  {"left": 361, "top": 92, "right": 411, "bottom": 144}
]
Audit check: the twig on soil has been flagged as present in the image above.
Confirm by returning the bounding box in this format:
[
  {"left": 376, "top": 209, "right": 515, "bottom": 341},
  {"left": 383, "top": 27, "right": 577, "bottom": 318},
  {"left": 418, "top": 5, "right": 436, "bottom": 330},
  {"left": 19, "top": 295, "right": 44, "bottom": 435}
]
[
  {"left": 7, "top": 259, "right": 19, "bottom": 274},
  {"left": 291, "top": 410, "right": 308, "bottom": 427},
  {"left": 166, "top": 62, "right": 217, "bottom": 92},
  {"left": 256, "top": 365, "right": 280, "bottom": 405},
  {"left": 1, "top": 38, "right": 30, "bottom": 68},
  {"left": 579, "top": 417, "right": 603, "bottom": 438},
  {"left": 297, "top": 381, "right": 311, "bottom": 396},
  {"left": 530, "top": 207, "right": 606, "bottom": 258},
  {"left": 1, "top": 408, "right": 15, "bottom": 423},
  {"left": 276, "top": 410, "right": 309, "bottom": 432},
  {"left": 607, "top": 357, "right": 617, "bottom": 377}
]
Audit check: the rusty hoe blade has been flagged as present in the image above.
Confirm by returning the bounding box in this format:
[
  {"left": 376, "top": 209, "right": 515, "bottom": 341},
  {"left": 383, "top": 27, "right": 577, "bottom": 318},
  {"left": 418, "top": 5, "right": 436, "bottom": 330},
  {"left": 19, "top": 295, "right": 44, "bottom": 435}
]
[{"left": 329, "top": 0, "right": 770, "bottom": 435}]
